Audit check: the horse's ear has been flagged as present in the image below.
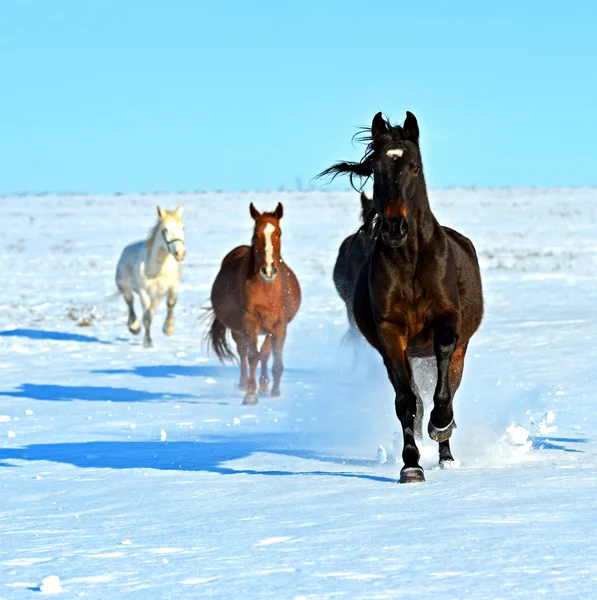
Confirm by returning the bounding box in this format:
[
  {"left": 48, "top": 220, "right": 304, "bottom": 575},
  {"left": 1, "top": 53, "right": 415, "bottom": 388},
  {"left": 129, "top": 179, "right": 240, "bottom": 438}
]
[
  {"left": 175, "top": 205, "right": 183, "bottom": 217},
  {"left": 273, "top": 202, "right": 284, "bottom": 220},
  {"left": 249, "top": 203, "right": 261, "bottom": 220},
  {"left": 371, "top": 112, "right": 388, "bottom": 142},
  {"left": 403, "top": 111, "right": 420, "bottom": 143},
  {"left": 360, "top": 192, "right": 369, "bottom": 211},
  {"left": 157, "top": 206, "right": 165, "bottom": 219}
]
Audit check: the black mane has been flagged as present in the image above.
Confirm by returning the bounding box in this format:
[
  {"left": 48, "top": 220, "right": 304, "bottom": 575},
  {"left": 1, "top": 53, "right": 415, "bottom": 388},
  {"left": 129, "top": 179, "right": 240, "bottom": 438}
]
[{"left": 317, "top": 116, "right": 406, "bottom": 192}]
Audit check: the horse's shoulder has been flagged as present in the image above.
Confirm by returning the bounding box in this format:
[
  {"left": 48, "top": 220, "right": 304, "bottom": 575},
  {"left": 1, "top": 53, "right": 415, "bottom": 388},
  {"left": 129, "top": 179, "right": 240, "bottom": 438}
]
[{"left": 221, "top": 245, "right": 251, "bottom": 266}]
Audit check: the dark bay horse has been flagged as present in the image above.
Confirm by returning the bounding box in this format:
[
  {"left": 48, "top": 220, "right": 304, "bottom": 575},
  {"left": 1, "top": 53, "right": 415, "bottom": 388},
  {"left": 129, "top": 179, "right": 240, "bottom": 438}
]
[
  {"left": 333, "top": 191, "right": 374, "bottom": 341},
  {"left": 320, "top": 111, "right": 483, "bottom": 483},
  {"left": 207, "top": 203, "right": 301, "bottom": 405}
]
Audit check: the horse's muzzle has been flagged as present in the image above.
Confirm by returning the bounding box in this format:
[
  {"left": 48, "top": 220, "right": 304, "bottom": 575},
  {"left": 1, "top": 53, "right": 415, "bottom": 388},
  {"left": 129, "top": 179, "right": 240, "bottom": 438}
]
[
  {"left": 174, "top": 248, "right": 186, "bottom": 262},
  {"left": 381, "top": 216, "right": 409, "bottom": 248},
  {"left": 260, "top": 266, "right": 279, "bottom": 283}
]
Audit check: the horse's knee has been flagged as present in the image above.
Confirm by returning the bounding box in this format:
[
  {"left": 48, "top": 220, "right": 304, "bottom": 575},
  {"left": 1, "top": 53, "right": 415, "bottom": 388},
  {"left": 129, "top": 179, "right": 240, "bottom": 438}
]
[{"left": 247, "top": 348, "right": 260, "bottom": 365}]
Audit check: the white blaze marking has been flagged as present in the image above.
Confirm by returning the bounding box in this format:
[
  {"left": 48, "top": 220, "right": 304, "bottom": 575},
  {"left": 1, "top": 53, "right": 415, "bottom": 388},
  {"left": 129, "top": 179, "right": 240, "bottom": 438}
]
[
  {"left": 387, "top": 149, "right": 404, "bottom": 159},
  {"left": 263, "top": 223, "right": 276, "bottom": 276}
]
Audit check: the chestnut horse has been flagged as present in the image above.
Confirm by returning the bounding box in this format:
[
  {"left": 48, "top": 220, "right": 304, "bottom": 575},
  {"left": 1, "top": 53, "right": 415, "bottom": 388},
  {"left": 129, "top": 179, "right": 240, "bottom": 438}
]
[
  {"left": 207, "top": 203, "right": 301, "bottom": 405},
  {"left": 320, "top": 111, "right": 483, "bottom": 483}
]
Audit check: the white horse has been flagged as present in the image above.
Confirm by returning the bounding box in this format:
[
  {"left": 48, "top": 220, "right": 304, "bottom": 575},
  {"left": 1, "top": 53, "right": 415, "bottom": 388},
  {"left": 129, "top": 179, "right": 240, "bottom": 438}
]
[{"left": 116, "top": 205, "right": 186, "bottom": 347}]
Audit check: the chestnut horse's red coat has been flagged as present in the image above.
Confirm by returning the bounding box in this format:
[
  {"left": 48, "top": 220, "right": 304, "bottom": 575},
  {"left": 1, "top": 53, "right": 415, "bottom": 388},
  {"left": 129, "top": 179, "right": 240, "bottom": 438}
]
[{"left": 207, "top": 203, "right": 301, "bottom": 405}]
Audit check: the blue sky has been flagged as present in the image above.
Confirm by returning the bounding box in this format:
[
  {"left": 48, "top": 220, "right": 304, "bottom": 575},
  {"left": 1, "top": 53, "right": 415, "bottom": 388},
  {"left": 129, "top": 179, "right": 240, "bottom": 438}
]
[{"left": 0, "top": 1, "right": 595, "bottom": 193}]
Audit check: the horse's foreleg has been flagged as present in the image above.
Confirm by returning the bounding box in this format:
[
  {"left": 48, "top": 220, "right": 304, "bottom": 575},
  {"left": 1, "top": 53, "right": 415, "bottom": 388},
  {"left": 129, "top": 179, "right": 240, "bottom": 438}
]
[
  {"left": 259, "top": 335, "right": 272, "bottom": 395},
  {"left": 428, "top": 325, "right": 459, "bottom": 456},
  {"left": 270, "top": 325, "right": 287, "bottom": 398},
  {"left": 231, "top": 330, "right": 249, "bottom": 391},
  {"left": 436, "top": 342, "right": 468, "bottom": 464},
  {"left": 163, "top": 287, "right": 178, "bottom": 336},
  {"left": 243, "top": 318, "right": 260, "bottom": 405},
  {"left": 377, "top": 322, "right": 423, "bottom": 483}
]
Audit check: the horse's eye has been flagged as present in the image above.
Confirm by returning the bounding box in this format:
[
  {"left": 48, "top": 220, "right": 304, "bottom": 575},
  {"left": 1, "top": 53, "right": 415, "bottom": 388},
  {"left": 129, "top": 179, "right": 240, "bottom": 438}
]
[{"left": 413, "top": 165, "right": 421, "bottom": 176}]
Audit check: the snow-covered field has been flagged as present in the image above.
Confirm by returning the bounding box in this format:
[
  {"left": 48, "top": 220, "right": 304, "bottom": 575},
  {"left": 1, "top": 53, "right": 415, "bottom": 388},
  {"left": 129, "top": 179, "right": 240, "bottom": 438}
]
[{"left": 1, "top": 188, "right": 597, "bottom": 598}]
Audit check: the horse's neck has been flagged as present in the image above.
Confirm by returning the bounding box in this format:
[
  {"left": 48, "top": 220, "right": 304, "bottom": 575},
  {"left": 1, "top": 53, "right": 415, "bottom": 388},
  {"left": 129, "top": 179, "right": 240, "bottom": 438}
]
[{"left": 144, "top": 238, "right": 170, "bottom": 276}]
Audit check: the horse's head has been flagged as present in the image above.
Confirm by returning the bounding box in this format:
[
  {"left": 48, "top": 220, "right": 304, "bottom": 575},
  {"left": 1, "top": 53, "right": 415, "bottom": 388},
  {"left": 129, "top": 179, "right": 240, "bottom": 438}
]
[
  {"left": 157, "top": 205, "right": 186, "bottom": 262},
  {"left": 369, "top": 111, "right": 422, "bottom": 248},
  {"left": 250, "top": 202, "right": 283, "bottom": 283},
  {"left": 318, "top": 110, "right": 425, "bottom": 249}
]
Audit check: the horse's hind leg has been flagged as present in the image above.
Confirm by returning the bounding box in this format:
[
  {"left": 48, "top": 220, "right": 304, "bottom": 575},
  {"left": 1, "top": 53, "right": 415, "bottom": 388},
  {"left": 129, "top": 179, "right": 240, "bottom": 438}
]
[
  {"left": 119, "top": 284, "right": 140, "bottom": 335},
  {"left": 231, "top": 330, "right": 249, "bottom": 392},
  {"left": 163, "top": 286, "right": 178, "bottom": 336},
  {"left": 408, "top": 362, "right": 425, "bottom": 442},
  {"left": 258, "top": 335, "right": 272, "bottom": 395}
]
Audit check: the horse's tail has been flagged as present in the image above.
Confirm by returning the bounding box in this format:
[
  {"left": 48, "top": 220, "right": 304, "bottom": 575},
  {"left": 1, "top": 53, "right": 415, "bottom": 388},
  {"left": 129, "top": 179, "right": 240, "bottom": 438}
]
[{"left": 204, "top": 310, "right": 237, "bottom": 364}]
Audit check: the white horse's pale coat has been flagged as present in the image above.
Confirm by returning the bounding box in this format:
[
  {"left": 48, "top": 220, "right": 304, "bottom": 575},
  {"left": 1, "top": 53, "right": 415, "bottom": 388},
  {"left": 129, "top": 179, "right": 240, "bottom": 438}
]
[{"left": 115, "top": 205, "right": 186, "bottom": 347}]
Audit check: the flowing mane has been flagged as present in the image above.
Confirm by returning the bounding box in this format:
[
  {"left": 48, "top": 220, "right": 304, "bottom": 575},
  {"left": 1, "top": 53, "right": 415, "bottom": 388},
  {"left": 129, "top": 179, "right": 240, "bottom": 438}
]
[
  {"left": 144, "top": 221, "right": 161, "bottom": 249},
  {"left": 317, "top": 117, "right": 407, "bottom": 192}
]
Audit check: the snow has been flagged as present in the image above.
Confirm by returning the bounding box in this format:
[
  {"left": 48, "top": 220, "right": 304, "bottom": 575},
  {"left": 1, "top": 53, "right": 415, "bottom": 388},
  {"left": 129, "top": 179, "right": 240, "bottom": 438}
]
[
  {"left": 38, "top": 575, "right": 62, "bottom": 594},
  {"left": 1, "top": 188, "right": 597, "bottom": 598}
]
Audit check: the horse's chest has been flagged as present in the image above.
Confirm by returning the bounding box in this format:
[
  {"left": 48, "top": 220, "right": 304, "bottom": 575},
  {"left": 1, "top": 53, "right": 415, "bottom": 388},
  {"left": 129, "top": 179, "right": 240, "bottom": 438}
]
[
  {"left": 246, "top": 288, "right": 285, "bottom": 332},
  {"left": 141, "top": 262, "right": 179, "bottom": 296},
  {"left": 378, "top": 289, "right": 435, "bottom": 337}
]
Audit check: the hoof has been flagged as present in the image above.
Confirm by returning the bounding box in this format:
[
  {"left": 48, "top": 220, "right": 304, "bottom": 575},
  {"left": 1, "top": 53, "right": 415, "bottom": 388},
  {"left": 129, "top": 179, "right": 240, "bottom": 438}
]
[
  {"left": 143, "top": 339, "right": 154, "bottom": 349},
  {"left": 271, "top": 389, "right": 281, "bottom": 398},
  {"left": 243, "top": 394, "right": 258, "bottom": 406},
  {"left": 399, "top": 467, "right": 425, "bottom": 484},
  {"left": 163, "top": 326, "right": 174, "bottom": 336},
  {"left": 259, "top": 387, "right": 270, "bottom": 396},
  {"left": 129, "top": 321, "right": 141, "bottom": 335},
  {"left": 428, "top": 419, "right": 457, "bottom": 443}
]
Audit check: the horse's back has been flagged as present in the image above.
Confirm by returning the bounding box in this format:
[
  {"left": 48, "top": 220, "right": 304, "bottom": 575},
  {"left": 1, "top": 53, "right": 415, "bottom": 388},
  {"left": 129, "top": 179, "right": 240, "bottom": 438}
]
[
  {"left": 333, "top": 234, "right": 357, "bottom": 302},
  {"left": 280, "top": 263, "right": 301, "bottom": 324},
  {"left": 211, "top": 246, "right": 251, "bottom": 331},
  {"left": 221, "top": 245, "right": 251, "bottom": 266},
  {"left": 116, "top": 241, "right": 144, "bottom": 284},
  {"left": 443, "top": 226, "right": 484, "bottom": 339},
  {"left": 334, "top": 232, "right": 368, "bottom": 326}
]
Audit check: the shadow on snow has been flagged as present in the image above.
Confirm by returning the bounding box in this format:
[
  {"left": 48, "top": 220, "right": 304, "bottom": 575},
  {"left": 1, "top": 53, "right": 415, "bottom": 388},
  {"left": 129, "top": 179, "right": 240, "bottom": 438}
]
[
  {"left": 92, "top": 364, "right": 316, "bottom": 380},
  {"left": 0, "top": 383, "right": 194, "bottom": 403},
  {"left": 0, "top": 328, "right": 110, "bottom": 344},
  {"left": 0, "top": 435, "right": 396, "bottom": 485},
  {"left": 530, "top": 435, "right": 588, "bottom": 453}
]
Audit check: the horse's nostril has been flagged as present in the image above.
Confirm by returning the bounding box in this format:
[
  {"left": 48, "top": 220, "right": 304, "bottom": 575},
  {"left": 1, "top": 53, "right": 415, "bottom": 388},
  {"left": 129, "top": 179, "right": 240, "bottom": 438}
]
[
  {"left": 272, "top": 267, "right": 279, "bottom": 276},
  {"left": 400, "top": 219, "right": 409, "bottom": 237},
  {"left": 261, "top": 267, "right": 267, "bottom": 275}
]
